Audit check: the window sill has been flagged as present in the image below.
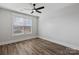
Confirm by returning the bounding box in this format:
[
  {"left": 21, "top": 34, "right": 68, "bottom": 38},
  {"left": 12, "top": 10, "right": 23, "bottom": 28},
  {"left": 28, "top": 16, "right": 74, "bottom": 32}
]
[{"left": 12, "top": 32, "right": 32, "bottom": 36}]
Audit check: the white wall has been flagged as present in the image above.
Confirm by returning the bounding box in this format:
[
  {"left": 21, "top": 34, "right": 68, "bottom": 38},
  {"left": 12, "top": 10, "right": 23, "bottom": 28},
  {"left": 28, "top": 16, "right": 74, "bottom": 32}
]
[
  {"left": 38, "top": 3, "right": 79, "bottom": 49},
  {"left": 0, "top": 8, "right": 38, "bottom": 45}
]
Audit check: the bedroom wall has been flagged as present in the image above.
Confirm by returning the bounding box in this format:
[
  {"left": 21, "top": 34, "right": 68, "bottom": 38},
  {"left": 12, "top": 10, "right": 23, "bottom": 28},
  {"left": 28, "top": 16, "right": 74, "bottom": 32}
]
[
  {"left": 38, "top": 3, "right": 79, "bottom": 49},
  {"left": 0, "top": 8, "right": 38, "bottom": 45}
]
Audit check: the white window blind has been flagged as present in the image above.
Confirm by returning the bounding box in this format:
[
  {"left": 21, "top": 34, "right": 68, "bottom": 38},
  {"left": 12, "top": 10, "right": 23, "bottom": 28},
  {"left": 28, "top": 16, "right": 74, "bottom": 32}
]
[{"left": 13, "top": 16, "right": 32, "bottom": 35}]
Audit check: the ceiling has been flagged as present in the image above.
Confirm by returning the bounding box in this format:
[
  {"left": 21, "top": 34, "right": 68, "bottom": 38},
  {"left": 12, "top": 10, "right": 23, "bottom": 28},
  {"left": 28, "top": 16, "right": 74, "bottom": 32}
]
[{"left": 0, "top": 3, "right": 74, "bottom": 16}]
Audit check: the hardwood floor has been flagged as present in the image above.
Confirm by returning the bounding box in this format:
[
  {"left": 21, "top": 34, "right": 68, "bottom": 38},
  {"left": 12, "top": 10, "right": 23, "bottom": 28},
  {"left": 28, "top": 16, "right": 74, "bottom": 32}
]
[{"left": 0, "top": 38, "right": 79, "bottom": 55}]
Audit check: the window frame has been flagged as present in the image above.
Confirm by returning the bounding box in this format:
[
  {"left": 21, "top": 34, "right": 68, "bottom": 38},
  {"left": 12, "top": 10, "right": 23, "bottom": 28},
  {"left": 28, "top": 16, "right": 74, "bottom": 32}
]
[{"left": 12, "top": 15, "right": 32, "bottom": 36}]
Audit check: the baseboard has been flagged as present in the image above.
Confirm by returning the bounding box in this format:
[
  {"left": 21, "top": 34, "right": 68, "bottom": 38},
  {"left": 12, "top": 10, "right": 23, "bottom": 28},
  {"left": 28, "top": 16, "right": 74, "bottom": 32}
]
[
  {"left": 38, "top": 35, "right": 79, "bottom": 50},
  {"left": 0, "top": 35, "right": 37, "bottom": 45},
  {"left": 0, "top": 35, "right": 79, "bottom": 50}
]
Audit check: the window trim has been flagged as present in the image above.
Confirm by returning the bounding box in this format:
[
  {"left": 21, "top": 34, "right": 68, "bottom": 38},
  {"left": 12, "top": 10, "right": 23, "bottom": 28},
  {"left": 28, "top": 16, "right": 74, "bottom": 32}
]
[{"left": 12, "top": 15, "right": 32, "bottom": 36}]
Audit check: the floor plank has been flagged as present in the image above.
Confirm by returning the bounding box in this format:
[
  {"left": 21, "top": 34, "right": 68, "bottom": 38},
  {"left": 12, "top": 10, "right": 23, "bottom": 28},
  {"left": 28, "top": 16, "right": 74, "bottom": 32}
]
[{"left": 0, "top": 38, "right": 79, "bottom": 55}]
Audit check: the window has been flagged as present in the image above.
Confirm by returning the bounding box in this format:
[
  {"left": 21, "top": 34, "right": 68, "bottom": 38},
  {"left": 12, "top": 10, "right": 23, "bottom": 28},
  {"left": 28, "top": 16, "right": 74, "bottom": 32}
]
[{"left": 13, "top": 16, "right": 32, "bottom": 35}]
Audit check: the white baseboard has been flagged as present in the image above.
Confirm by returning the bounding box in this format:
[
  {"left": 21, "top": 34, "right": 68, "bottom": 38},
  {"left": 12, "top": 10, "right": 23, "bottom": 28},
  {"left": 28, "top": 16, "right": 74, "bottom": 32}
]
[
  {"left": 0, "top": 35, "right": 79, "bottom": 50},
  {"left": 0, "top": 35, "right": 37, "bottom": 45},
  {"left": 38, "top": 35, "right": 79, "bottom": 50}
]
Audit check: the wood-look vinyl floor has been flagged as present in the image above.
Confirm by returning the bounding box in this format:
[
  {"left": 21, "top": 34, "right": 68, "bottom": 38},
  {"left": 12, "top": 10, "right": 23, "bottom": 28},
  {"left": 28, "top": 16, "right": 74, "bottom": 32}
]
[{"left": 0, "top": 38, "right": 79, "bottom": 55}]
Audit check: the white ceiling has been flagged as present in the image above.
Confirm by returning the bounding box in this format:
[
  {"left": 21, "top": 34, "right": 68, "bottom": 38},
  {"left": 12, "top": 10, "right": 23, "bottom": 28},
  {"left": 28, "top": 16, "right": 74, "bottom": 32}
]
[{"left": 0, "top": 3, "right": 74, "bottom": 16}]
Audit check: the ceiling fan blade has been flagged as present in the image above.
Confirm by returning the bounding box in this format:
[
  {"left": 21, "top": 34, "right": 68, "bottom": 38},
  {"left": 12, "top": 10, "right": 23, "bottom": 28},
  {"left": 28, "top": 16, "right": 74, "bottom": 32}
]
[
  {"left": 36, "top": 6, "right": 44, "bottom": 10},
  {"left": 31, "top": 11, "right": 34, "bottom": 14},
  {"left": 36, "top": 10, "right": 42, "bottom": 13}
]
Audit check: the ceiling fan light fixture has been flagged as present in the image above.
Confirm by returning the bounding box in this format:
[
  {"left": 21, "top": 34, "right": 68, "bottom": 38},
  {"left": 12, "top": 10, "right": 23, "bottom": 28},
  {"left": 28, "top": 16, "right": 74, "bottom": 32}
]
[{"left": 23, "top": 3, "right": 45, "bottom": 14}]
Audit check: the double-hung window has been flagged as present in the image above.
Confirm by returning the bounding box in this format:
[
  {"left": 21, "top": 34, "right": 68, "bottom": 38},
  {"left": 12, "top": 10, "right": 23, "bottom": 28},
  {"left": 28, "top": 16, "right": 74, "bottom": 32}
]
[{"left": 13, "top": 16, "right": 32, "bottom": 35}]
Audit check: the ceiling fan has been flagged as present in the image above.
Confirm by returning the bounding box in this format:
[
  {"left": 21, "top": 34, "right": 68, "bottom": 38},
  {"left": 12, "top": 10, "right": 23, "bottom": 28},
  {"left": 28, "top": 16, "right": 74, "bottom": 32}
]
[{"left": 24, "top": 4, "right": 44, "bottom": 14}]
